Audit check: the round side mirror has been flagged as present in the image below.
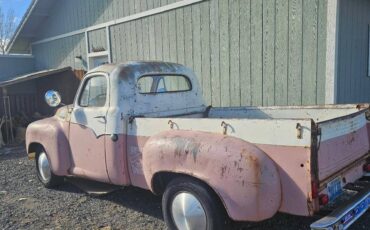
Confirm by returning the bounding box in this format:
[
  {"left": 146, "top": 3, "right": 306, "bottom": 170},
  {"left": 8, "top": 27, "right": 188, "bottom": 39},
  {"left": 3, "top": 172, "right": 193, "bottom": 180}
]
[{"left": 45, "top": 90, "right": 62, "bottom": 107}]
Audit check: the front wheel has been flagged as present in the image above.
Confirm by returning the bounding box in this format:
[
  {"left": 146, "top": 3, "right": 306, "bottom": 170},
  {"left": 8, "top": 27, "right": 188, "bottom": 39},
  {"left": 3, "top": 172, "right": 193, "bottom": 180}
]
[
  {"left": 162, "top": 177, "right": 228, "bottom": 230},
  {"left": 36, "top": 148, "right": 63, "bottom": 188}
]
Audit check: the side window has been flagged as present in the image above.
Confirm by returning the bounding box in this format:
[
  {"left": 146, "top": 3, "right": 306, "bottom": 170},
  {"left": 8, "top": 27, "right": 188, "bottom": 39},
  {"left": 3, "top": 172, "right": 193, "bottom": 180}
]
[
  {"left": 137, "top": 75, "right": 191, "bottom": 94},
  {"left": 137, "top": 76, "right": 153, "bottom": 93},
  {"left": 157, "top": 78, "right": 166, "bottom": 92},
  {"left": 79, "top": 76, "right": 107, "bottom": 107}
]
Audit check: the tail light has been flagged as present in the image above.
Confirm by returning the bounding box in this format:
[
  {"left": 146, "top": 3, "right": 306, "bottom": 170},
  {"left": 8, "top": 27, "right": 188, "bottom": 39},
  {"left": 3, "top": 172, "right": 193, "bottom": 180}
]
[
  {"left": 319, "top": 194, "right": 329, "bottom": 206},
  {"left": 363, "top": 162, "right": 370, "bottom": 172},
  {"left": 311, "top": 181, "right": 319, "bottom": 199}
]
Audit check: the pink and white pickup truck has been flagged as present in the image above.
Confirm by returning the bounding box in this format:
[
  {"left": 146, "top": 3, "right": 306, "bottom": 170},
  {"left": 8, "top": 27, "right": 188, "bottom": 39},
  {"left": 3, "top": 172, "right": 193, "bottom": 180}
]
[{"left": 26, "top": 61, "right": 370, "bottom": 230}]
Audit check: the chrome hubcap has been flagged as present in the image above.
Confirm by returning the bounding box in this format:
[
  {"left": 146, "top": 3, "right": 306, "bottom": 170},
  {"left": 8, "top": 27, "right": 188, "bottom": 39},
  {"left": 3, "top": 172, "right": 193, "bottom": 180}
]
[
  {"left": 38, "top": 152, "right": 51, "bottom": 182},
  {"left": 171, "top": 192, "right": 207, "bottom": 230}
]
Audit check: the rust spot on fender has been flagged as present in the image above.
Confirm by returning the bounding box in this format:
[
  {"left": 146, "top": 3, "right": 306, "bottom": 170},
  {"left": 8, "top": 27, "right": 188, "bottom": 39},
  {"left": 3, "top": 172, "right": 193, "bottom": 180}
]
[
  {"left": 221, "top": 165, "right": 228, "bottom": 178},
  {"left": 172, "top": 136, "right": 201, "bottom": 162}
]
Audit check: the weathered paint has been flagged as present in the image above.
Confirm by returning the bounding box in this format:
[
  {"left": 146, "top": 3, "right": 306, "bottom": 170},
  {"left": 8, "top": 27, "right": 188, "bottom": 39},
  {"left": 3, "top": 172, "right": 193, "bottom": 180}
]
[
  {"left": 130, "top": 117, "right": 313, "bottom": 147},
  {"left": 317, "top": 119, "right": 369, "bottom": 181},
  {"left": 208, "top": 105, "right": 363, "bottom": 122},
  {"left": 68, "top": 123, "right": 110, "bottom": 183},
  {"left": 26, "top": 116, "right": 71, "bottom": 176},
  {"left": 105, "top": 134, "right": 130, "bottom": 185},
  {"left": 318, "top": 161, "right": 366, "bottom": 205},
  {"left": 25, "top": 62, "right": 370, "bottom": 223},
  {"left": 24, "top": 0, "right": 328, "bottom": 107},
  {"left": 255, "top": 144, "right": 312, "bottom": 216},
  {"left": 70, "top": 72, "right": 111, "bottom": 137},
  {"left": 69, "top": 62, "right": 205, "bottom": 185},
  {"left": 142, "top": 130, "right": 281, "bottom": 221}
]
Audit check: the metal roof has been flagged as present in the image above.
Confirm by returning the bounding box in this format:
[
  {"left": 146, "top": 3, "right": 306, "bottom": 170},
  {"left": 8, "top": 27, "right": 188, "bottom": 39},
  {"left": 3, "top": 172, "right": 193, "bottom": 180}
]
[{"left": 0, "top": 67, "right": 71, "bottom": 87}]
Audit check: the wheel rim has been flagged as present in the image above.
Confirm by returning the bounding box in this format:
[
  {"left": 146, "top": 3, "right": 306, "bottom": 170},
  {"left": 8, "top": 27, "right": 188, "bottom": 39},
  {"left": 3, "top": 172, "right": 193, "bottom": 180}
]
[
  {"left": 171, "top": 192, "right": 207, "bottom": 230},
  {"left": 38, "top": 152, "right": 51, "bottom": 182}
]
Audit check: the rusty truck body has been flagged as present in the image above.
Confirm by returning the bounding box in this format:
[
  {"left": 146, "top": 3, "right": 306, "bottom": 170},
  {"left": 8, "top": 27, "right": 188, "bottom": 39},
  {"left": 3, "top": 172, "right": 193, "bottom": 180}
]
[{"left": 26, "top": 61, "right": 370, "bottom": 230}]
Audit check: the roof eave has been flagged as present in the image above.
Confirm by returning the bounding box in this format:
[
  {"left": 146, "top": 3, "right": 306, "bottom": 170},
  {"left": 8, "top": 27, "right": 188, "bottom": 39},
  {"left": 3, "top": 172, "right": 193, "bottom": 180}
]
[
  {"left": 5, "top": 0, "right": 39, "bottom": 54},
  {"left": 0, "top": 66, "right": 72, "bottom": 87}
]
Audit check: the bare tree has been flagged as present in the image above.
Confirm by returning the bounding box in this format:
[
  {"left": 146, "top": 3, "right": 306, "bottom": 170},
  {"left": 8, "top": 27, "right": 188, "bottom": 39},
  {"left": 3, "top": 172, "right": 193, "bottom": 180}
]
[{"left": 0, "top": 7, "right": 16, "bottom": 54}]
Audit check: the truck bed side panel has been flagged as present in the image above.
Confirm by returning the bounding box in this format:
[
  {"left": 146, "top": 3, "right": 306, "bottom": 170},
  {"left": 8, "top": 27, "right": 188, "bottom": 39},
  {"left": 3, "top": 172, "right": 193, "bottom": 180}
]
[
  {"left": 317, "top": 113, "right": 369, "bottom": 181},
  {"left": 142, "top": 130, "right": 282, "bottom": 221},
  {"left": 256, "top": 144, "right": 312, "bottom": 216},
  {"left": 127, "top": 118, "right": 314, "bottom": 217}
]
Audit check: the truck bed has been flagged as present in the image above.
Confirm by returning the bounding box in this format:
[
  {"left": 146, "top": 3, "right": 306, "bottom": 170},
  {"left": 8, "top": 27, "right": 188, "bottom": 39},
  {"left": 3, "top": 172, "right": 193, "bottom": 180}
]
[
  {"left": 209, "top": 104, "right": 370, "bottom": 181},
  {"left": 128, "top": 104, "right": 369, "bottom": 216}
]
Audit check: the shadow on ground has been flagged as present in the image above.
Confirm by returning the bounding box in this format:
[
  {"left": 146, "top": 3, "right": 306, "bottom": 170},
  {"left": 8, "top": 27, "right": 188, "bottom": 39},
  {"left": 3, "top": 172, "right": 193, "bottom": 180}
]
[{"left": 59, "top": 177, "right": 319, "bottom": 229}]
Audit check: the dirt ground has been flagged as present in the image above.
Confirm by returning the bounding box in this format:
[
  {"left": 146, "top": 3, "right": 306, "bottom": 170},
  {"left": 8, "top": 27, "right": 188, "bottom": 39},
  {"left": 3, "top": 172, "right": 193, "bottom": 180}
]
[{"left": 0, "top": 146, "right": 369, "bottom": 230}]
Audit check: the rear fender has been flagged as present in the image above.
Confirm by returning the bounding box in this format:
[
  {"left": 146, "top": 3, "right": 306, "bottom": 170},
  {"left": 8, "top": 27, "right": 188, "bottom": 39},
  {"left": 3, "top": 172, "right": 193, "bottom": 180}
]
[
  {"left": 142, "top": 130, "right": 281, "bottom": 221},
  {"left": 26, "top": 117, "right": 72, "bottom": 176}
]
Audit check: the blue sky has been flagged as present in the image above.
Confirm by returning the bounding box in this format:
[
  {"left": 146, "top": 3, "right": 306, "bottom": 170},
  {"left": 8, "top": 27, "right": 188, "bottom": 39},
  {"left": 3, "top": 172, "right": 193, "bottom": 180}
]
[{"left": 0, "top": 0, "right": 32, "bottom": 26}]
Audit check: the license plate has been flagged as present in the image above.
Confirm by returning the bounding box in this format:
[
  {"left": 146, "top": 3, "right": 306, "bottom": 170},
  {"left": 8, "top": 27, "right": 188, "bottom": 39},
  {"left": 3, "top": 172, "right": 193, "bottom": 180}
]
[{"left": 327, "top": 177, "right": 343, "bottom": 202}]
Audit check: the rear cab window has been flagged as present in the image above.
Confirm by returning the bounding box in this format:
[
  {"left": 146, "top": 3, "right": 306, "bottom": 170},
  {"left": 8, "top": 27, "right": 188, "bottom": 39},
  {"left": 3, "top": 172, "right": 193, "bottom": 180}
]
[{"left": 137, "top": 75, "right": 192, "bottom": 94}]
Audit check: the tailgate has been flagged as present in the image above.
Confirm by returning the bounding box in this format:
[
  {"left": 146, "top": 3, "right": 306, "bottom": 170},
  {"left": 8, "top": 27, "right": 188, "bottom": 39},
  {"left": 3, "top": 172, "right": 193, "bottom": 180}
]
[{"left": 317, "top": 110, "right": 370, "bottom": 181}]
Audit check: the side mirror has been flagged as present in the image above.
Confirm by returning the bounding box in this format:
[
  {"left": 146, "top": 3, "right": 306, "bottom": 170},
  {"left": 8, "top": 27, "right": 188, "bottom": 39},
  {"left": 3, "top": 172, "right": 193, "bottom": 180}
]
[{"left": 45, "top": 90, "right": 62, "bottom": 107}]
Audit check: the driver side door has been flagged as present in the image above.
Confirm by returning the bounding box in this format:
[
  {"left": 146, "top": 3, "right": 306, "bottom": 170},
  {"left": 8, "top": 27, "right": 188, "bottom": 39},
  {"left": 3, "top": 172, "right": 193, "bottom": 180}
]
[{"left": 68, "top": 73, "right": 110, "bottom": 183}]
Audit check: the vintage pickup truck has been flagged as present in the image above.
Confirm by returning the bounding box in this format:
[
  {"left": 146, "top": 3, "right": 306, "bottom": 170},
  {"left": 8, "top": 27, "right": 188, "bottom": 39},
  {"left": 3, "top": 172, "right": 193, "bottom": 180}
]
[{"left": 26, "top": 61, "right": 370, "bottom": 230}]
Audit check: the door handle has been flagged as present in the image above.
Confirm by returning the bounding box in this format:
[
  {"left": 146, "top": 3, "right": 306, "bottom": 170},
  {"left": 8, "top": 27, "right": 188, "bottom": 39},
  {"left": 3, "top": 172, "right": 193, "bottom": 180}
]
[{"left": 94, "top": 115, "right": 106, "bottom": 123}]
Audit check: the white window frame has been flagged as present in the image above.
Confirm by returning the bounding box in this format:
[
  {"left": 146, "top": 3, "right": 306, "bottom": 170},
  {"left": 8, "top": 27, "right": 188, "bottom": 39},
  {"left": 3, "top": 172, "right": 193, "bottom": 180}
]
[{"left": 85, "top": 26, "right": 112, "bottom": 70}]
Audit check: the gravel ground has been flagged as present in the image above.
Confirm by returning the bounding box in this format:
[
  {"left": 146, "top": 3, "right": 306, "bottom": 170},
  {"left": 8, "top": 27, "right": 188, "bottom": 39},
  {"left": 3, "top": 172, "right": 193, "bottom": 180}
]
[{"left": 0, "top": 146, "right": 369, "bottom": 230}]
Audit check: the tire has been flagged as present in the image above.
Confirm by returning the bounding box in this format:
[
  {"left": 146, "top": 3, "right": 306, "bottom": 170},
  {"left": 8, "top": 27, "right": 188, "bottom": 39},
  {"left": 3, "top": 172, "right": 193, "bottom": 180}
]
[
  {"left": 35, "top": 147, "right": 64, "bottom": 188},
  {"left": 162, "top": 177, "right": 228, "bottom": 230}
]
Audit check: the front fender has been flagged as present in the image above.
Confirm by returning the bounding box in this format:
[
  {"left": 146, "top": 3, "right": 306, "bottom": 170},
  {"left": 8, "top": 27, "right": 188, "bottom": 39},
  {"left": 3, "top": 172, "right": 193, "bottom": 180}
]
[
  {"left": 142, "top": 130, "right": 281, "bottom": 222},
  {"left": 26, "top": 116, "right": 71, "bottom": 176}
]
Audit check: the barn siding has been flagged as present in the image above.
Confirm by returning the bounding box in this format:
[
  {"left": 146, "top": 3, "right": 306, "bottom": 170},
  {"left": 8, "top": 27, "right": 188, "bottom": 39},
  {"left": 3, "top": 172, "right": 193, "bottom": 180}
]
[
  {"left": 336, "top": 0, "right": 370, "bottom": 103},
  {"left": 33, "top": 34, "right": 86, "bottom": 70},
  {"left": 32, "top": 0, "right": 328, "bottom": 106},
  {"left": 0, "top": 56, "right": 35, "bottom": 81}
]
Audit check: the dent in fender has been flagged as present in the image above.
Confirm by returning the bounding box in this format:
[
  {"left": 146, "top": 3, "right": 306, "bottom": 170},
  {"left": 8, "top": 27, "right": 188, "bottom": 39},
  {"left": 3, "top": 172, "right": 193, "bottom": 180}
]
[{"left": 142, "top": 130, "right": 282, "bottom": 222}]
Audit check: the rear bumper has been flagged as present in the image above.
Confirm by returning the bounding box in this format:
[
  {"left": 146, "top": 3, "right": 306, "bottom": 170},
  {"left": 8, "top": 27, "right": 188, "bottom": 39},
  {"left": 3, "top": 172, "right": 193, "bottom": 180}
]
[{"left": 311, "top": 175, "right": 370, "bottom": 230}]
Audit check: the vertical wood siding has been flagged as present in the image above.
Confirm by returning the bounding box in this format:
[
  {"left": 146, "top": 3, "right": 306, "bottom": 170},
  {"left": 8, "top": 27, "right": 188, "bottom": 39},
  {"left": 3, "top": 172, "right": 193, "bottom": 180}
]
[
  {"left": 36, "top": 0, "right": 183, "bottom": 40},
  {"left": 33, "top": 0, "right": 328, "bottom": 106},
  {"left": 88, "top": 28, "right": 107, "bottom": 52},
  {"left": 0, "top": 56, "right": 34, "bottom": 81},
  {"left": 337, "top": 0, "right": 370, "bottom": 103},
  {"left": 33, "top": 34, "right": 86, "bottom": 70}
]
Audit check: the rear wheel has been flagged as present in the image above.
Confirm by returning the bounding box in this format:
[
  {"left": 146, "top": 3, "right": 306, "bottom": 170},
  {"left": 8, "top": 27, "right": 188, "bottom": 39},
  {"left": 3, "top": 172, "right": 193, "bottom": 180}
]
[
  {"left": 36, "top": 148, "right": 63, "bottom": 188},
  {"left": 162, "top": 177, "right": 227, "bottom": 230}
]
